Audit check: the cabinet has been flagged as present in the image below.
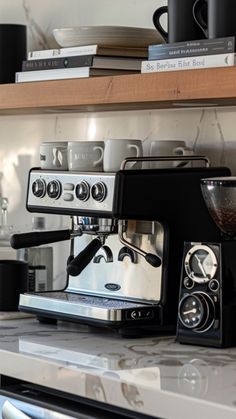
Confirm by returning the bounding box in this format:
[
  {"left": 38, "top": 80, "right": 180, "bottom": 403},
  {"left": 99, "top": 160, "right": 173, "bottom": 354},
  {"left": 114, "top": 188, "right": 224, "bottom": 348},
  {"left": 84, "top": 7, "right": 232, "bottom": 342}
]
[{"left": 1, "top": 66, "right": 236, "bottom": 115}]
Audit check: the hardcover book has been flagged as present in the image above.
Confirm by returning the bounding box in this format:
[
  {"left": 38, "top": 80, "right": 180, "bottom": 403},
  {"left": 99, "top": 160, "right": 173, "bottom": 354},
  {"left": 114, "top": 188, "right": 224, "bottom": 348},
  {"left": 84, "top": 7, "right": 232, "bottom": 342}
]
[
  {"left": 142, "top": 52, "right": 236, "bottom": 73},
  {"left": 22, "top": 55, "right": 142, "bottom": 71},
  {"left": 28, "top": 44, "right": 148, "bottom": 60},
  {"left": 148, "top": 36, "right": 235, "bottom": 61},
  {"left": 15, "top": 67, "right": 138, "bottom": 83}
]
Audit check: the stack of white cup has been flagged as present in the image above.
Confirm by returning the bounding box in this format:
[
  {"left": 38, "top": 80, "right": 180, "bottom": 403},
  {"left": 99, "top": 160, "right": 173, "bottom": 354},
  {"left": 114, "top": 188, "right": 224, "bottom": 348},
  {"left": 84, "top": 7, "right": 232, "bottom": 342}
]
[
  {"left": 39, "top": 139, "right": 143, "bottom": 172},
  {"left": 39, "top": 139, "right": 193, "bottom": 172}
]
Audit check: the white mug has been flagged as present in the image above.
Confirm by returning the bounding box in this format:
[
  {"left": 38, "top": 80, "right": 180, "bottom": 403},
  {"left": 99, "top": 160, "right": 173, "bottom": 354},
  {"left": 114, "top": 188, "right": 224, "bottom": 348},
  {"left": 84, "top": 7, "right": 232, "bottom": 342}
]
[
  {"left": 68, "top": 141, "right": 104, "bottom": 172},
  {"left": 40, "top": 141, "right": 68, "bottom": 170},
  {"left": 149, "top": 140, "right": 193, "bottom": 169},
  {"left": 103, "top": 139, "right": 143, "bottom": 172}
]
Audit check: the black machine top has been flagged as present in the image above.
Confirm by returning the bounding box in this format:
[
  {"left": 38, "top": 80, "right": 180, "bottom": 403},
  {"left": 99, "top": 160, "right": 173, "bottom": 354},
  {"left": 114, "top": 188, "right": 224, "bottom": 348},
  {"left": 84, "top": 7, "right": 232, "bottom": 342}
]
[{"left": 113, "top": 166, "right": 231, "bottom": 242}]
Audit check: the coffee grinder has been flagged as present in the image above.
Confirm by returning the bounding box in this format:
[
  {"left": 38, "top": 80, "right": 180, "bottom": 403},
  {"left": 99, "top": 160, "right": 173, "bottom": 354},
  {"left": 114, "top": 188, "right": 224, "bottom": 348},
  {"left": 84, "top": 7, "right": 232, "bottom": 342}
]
[
  {"left": 177, "top": 176, "right": 236, "bottom": 348},
  {"left": 10, "top": 157, "right": 230, "bottom": 336}
]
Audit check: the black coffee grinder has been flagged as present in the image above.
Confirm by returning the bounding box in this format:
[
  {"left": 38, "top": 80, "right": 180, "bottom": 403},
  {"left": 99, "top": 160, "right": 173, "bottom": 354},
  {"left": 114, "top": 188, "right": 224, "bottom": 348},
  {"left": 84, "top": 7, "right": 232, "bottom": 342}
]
[{"left": 177, "top": 176, "right": 236, "bottom": 348}]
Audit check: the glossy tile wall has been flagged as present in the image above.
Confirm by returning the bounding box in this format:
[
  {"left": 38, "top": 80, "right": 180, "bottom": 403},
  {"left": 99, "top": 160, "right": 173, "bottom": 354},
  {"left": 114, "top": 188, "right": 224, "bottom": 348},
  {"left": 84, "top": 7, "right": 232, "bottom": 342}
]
[{"left": 0, "top": 0, "right": 235, "bottom": 285}]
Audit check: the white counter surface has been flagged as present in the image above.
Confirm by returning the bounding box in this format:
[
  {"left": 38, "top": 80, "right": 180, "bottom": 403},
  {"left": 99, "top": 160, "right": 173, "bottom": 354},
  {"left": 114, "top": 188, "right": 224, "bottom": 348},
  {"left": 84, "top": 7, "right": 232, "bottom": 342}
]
[{"left": 0, "top": 317, "right": 235, "bottom": 418}]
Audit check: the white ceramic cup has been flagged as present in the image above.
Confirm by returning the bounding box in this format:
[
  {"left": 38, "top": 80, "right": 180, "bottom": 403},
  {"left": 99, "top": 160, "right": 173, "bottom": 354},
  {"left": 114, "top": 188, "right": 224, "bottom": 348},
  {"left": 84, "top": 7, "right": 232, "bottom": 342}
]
[
  {"left": 103, "top": 139, "right": 143, "bottom": 172},
  {"left": 149, "top": 140, "right": 194, "bottom": 168},
  {"left": 68, "top": 141, "right": 104, "bottom": 172},
  {"left": 40, "top": 141, "right": 68, "bottom": 170}
]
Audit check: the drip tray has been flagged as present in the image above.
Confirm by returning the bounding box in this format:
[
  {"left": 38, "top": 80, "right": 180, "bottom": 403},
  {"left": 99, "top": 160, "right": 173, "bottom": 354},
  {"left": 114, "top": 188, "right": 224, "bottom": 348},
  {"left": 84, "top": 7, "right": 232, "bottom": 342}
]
[{"left": 19, "top": 291, "right": 158, "bottom": 323}]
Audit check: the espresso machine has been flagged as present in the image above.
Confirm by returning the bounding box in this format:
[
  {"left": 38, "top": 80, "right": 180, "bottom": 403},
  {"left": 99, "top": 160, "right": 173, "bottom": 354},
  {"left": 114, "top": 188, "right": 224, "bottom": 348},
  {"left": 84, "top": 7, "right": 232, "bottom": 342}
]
[
  {"left": 10, "top": 156, "right": 230, "bottom": 336},
  {"left": 177, "top": 176, "right": 236, "bottom": 347}
]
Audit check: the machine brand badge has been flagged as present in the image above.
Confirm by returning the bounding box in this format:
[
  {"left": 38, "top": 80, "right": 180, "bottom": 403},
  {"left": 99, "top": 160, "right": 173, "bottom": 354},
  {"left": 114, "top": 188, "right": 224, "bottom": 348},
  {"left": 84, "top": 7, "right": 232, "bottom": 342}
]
[{"left": 105, "top": 283, "right": 121, "bottom": 291}]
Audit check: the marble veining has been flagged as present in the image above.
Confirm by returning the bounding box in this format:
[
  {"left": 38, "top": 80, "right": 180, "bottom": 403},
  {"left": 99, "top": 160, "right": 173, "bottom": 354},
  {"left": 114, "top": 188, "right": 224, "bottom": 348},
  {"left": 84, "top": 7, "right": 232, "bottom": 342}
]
[
  {"left": 22, "top": 0, "right": 51, "bottom": 51},
  {"left": 0, "top": 318, "right": 235, "bottom": 418}
]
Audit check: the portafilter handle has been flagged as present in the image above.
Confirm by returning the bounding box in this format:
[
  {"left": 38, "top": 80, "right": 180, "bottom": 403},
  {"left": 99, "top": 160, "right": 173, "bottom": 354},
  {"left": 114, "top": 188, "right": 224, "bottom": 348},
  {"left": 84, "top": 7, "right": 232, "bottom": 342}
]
[
  {"left": 10, "top": 229, "right": 82, "bottom": 249},
  {"left": 67, "top": 238, "right": 103, "bottom": 277}
]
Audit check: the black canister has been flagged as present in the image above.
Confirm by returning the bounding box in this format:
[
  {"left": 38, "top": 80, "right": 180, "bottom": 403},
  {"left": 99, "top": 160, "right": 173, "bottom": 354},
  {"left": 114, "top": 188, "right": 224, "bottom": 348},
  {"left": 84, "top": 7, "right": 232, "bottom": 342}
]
[
  {"left": 0, "top": 24, "right": 26, "bottom": 83},
  {"left": 0, "top": 260, "right": 28, "bottom": 310}
]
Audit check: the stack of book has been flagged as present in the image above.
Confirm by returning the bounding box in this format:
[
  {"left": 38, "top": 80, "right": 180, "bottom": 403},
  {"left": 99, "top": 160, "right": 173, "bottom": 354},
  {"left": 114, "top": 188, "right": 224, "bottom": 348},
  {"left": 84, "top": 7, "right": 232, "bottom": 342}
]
[
  {"left": 15, "top": 44, "right": 147, "bottom": 83},
  {"left": 141, "top": 36, "right": 236, "bottom": 74}
]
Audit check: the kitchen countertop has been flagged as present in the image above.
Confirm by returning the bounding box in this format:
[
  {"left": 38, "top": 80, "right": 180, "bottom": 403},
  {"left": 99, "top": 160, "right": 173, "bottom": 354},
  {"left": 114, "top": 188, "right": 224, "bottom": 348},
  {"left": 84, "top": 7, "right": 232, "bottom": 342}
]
[{"left": 0, "top": 318, "right": 236, "bottom": 418}]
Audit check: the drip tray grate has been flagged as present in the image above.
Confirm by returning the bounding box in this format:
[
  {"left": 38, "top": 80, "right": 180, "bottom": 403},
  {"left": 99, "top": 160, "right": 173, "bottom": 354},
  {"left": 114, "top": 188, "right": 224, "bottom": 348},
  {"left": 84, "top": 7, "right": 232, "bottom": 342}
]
[{"left": 27, "top": 291, "right": 150, "bottom": 310}]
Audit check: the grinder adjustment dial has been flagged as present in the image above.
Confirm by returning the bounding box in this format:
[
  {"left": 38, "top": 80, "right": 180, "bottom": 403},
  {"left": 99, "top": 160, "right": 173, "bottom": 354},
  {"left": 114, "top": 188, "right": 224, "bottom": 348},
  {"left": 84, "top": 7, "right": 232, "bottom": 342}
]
[
  {"left": 178, "top": 292, "right": 215, "bottom": 331},
  {"left": 184, "top": 244, "right": 218, "bottom": 284}
]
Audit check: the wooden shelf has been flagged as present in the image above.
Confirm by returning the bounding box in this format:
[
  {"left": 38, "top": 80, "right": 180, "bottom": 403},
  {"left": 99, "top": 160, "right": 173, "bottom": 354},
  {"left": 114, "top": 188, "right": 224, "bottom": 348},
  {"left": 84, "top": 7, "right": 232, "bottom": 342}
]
[{"left": 1, "top": 66, "right": 236, "bottom": 115}]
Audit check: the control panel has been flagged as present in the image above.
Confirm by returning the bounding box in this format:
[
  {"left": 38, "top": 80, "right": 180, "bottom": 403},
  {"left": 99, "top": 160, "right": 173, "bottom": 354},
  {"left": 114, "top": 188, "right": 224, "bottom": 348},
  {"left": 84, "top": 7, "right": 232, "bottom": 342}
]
[
  {"left": 177, "top": 243, "right": 219, "bottom": 334},
  {"left": 177, "top": 240, "right": 236, "bottom": 347},
  {"left": 27, "top": 169, "right": 116, "bottom": 215}
]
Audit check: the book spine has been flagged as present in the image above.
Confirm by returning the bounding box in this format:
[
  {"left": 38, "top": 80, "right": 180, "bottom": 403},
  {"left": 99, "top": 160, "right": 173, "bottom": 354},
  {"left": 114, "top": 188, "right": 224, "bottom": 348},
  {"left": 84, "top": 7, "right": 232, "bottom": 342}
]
[
  {"left": 141, "top": 53, "right": 235, "bottom": 73},
  {"left": 15, "top": 67, "right": 90, "bottom": 82},
  {"left": 22, "top": 55, "right": 94, "bottom": 71},
  {"left": 148, "top": 36, "right": 235, "bottom": 60},
  {"left": 28, "top": 45, "right": 98, "bottom": 60}
]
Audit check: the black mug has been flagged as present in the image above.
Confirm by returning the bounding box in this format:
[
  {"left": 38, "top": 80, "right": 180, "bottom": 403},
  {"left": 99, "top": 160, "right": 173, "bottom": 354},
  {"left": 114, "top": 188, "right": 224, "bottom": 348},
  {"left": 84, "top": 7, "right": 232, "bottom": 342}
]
[
  {"left": 193, "top": 0, "right": 236, "bottom": 39},
  {"left": 0, "top": 24, "right": 27, "bottom": 84},
  {"left": 0, "top": 260, "right": 28, "bottom": 311},
  {"left": 153, "top": 0, "right": 206, "bottom": 43}
]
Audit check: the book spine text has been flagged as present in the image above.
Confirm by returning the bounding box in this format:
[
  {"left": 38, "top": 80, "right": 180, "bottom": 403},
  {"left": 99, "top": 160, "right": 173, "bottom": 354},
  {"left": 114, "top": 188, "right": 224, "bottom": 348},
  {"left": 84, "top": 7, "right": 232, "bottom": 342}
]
[
  {"left": 142, "top": 53, "right": 235, "bottom": 73},
  {"left": 28, "top": 45, "right": 98, "bottom": 60},
  {"left": 148, "top": 37, "right": 235, "bottom": 61},
  {"left": 22, "top": 55, "right": 94, "bottom": 71}
]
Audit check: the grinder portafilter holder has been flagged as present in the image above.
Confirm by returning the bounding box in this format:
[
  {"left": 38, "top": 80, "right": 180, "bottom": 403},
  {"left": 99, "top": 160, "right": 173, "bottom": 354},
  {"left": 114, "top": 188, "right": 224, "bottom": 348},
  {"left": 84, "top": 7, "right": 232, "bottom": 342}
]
[
  {"left": 201, "top": 176, "right": 236, "bottom": 237},
  {"left": 118, "top": 155, "right": 210, "bottom": 267}
]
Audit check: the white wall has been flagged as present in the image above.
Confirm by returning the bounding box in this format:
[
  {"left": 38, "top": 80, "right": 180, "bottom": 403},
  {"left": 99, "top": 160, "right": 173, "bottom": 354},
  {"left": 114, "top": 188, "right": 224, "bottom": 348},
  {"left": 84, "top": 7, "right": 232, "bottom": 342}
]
[{"left": 0, "top": 0, "right": 235, "bottom": 286}]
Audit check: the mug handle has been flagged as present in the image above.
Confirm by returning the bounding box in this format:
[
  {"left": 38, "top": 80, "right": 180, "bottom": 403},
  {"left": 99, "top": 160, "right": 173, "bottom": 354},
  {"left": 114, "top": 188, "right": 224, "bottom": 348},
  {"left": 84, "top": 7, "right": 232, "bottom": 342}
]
[
  {"left": 174, "top": 146, "right": 194, "bottom": 156},
  {"left": 152, "top": 6, "right": 168, "bottom": 42},
  {"left": 93, "top": 146, "right": 104, "bottom": 167},
  {"left": 192, "top": 0, "right": 208, "bottom": 37},
  {"left": 127, "top": 144, "right": 141, "bottom": 168},
  {"left": 173, "top": 146, "right": 194, "bottom": 167}
]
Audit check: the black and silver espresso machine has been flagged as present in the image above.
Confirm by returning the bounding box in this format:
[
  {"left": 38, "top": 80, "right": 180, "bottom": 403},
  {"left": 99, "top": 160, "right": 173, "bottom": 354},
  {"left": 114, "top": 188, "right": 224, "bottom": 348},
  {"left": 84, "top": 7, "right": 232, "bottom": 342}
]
[{"left": 11, "top": 156, "right": 230, "bottom": 335}]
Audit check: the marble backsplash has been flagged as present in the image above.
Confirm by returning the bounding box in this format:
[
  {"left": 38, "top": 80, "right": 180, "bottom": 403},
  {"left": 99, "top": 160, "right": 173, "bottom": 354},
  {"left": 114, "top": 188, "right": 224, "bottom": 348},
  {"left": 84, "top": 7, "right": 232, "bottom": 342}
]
[{"left": 0, "top": 0, "right": 236, "bottom": 285}]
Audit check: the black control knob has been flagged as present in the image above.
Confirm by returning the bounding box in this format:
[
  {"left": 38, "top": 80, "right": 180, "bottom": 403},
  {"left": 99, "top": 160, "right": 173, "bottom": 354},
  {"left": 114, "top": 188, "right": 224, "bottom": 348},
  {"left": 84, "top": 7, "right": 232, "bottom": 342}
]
[
  {"left": 47, "top": 180, "right": 61, "bottom": 199},
  {"left": 183, "top": 277, "right": 194, "bottom": 290},
  {"left": 91, "top": 182, "right": 107, "bottom": 202},
  {"left": 209, "top": 279, "right": 220, "bottom": 292},
  {"left": 76, "top": 181, "right": 90, "bottom": 201},
  {"left": 32, "top": 179, "right": 46, "bottom": 198},
  {"left": 178, "top": 292, "right": 215, "bottom": 332}
]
